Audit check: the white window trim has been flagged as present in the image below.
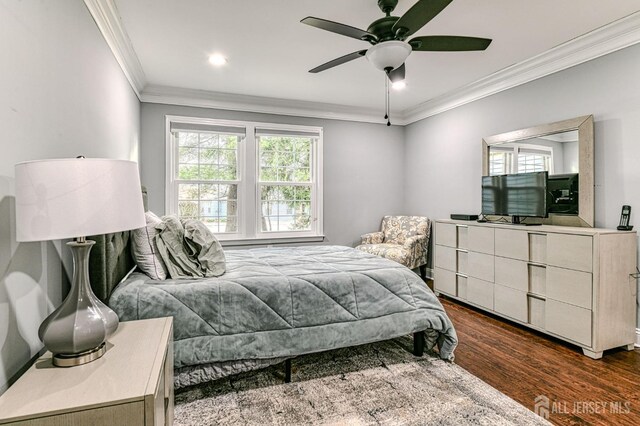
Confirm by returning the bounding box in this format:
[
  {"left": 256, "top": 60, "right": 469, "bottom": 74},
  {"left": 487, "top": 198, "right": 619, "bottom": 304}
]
[
  {"left": 489, "top": 143, "right": 554, "bottom": 175},
  {"left": 165, "top": 115, "right": 324, "bottom": 244}
]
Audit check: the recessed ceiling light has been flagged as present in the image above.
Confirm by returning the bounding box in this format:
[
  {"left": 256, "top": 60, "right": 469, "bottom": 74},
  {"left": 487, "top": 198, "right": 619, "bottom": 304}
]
[
  {"left": 208, "top": 54, "right": 227, "bottom": 66},
  {"left": 392, "top": 80, "right": 406, "bottom": 90}
]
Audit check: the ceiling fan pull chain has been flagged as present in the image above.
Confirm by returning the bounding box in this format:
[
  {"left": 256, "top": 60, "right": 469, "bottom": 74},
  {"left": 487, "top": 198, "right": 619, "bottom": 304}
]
[
  {"left": 385, "top": 74, "right": 391, "bottom": 126},
  {"left": 384, "top": 74, "right": 388, "bottom": 121}
]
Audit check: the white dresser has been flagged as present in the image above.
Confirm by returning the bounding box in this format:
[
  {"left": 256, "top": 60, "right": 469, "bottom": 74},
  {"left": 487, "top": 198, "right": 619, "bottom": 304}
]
[{"left": 434, "top": 219, "right": 637, "bottom": 358}]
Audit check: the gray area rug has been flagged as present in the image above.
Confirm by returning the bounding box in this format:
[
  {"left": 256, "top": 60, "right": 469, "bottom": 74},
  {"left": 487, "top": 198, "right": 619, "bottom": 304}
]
[{"left": 175, "top": 336, "right": 549, "bottom": 425}]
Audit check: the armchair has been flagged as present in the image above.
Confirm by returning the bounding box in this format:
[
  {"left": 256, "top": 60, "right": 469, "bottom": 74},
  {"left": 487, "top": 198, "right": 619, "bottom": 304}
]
[{"left": 356, "top": 216, "right": 431, "bottom": 278}]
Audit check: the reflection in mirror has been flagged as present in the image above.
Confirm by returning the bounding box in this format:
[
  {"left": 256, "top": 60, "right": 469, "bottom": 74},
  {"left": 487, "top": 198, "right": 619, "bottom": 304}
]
[
  {"left": 482, "top": 115, "right": 594, "bottom": 227},
  {"left": 488, "top": 130, "right": 578, "bottom": 176}
]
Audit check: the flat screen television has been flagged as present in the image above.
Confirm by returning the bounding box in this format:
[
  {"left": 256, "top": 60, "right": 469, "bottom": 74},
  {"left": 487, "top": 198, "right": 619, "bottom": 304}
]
[
  {"left": 482, "top": 171, "right": 548, "bottom": 223},
  {"left": 547, "top": 173, "right": 579, "bottom": 215}
]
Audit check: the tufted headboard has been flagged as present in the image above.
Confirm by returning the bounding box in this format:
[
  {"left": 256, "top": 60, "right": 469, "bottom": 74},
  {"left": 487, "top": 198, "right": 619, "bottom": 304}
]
[{"left": 88, "top": 187, "right": 147, "bottom": 303}]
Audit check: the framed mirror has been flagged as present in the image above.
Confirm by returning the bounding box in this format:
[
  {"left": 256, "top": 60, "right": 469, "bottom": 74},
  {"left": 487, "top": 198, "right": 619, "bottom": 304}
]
[{"left": 482, "top": 115, "right": 594, "bottom": 227}]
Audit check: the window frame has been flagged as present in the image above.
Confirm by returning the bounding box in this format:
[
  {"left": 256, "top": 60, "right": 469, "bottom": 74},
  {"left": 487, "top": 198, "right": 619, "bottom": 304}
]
[
  {"left": 165, "top": 115, "right": 323, "bottom": 245},
  {"left": 488, "top": 143, "right": 554, "bottom": 176}
]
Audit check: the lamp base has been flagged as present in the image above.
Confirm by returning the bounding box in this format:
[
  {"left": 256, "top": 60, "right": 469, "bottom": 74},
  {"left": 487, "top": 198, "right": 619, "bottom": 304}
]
[
  {"left": 53, "top": 343, "right": 106, "bottom": 367},
  {"left": 39, "top": 240, "right": 119, "bottom": 367}
]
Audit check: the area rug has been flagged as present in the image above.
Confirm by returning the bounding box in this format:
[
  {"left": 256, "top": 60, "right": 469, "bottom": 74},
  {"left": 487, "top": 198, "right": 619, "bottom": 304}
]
[{"left": 174, "top": 336, "right": 549, "bottom": 425}]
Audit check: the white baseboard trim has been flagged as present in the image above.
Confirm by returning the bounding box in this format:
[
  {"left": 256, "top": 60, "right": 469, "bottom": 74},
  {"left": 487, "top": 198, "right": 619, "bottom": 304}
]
[{"left": 636, "top": 328, "right": 640, "bottom": 348}]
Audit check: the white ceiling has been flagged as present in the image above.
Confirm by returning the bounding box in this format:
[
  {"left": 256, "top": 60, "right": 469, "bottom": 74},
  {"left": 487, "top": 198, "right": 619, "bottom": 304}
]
[{"left": 114, "top": 0, "right": 640, "bottom": 115}]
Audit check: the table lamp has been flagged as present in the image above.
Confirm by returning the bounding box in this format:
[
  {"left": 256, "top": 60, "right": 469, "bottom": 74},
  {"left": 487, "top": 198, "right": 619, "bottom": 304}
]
[{"left": 14, "top": 157, "right": 145, "bottom": 367}]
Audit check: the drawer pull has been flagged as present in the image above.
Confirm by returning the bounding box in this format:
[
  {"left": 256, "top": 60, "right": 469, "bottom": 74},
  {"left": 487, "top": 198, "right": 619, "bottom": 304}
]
[
  {"left": 456, "top": 224, "right": 469, "bottom": 228},
  {"left": 527, "top": 292, "right": 546, "bottom": 301},
  {"left": 455, "top": 248, "right": 468, "bottom": 253},
  {"left": 527, "top": 261, "right": 546, "bottom": 268},
  {"left": 455, "top": 273, "right": 468, "bottom": 278}
]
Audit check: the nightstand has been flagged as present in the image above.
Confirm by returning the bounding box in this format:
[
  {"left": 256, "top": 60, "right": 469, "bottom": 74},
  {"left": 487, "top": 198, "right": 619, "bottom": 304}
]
[{"left": 0, "top": 317, "right": 173, "bottom": 425}]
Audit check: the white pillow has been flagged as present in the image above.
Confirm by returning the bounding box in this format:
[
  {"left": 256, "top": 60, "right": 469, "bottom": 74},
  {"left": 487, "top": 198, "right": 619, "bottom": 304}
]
[{"left": 131, "top": 211, "right": 168, "bottom": 280}]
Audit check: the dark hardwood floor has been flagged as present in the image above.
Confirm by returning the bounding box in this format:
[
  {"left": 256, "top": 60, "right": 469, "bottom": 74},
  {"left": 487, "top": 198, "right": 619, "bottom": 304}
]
[{"left": 439, "top": 295, "right": 640, "bottom": 425}]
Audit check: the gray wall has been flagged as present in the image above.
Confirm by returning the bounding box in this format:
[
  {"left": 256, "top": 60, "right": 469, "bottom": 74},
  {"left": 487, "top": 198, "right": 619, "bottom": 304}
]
[
  {"left": 0, "top": 0, "right": 140, "bottom": 393},
  {"left": 140, "top": 103, "right": 405, "bottom": 247},
  {"left": 404, "top": 43, "right": 640, "bottom": 327}
]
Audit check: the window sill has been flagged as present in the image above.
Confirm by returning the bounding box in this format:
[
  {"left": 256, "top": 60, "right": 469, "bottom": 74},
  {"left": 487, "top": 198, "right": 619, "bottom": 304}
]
[{"left": 220, "top": 235, "right": 325, "bottom": 248}]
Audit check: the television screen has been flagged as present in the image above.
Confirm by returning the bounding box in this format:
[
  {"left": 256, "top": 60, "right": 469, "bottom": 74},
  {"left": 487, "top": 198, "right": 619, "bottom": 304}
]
[
  {"left": 505, "top": 171, "right": 548, "bottom": 217},
  {"left": 481, "top": 175, "right": 507, "bottom": 216},
  {"left": 547, "top": 173, "right": 579, "bottom": 215},
  {"left": 481, "top": 171, "right": 548, "bottom": 218}
]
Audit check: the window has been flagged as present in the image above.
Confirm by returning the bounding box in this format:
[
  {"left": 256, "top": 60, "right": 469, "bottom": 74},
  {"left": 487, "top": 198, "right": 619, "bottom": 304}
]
[
  {"left": 258, "top": 131, "right": 314, "bottom": 233},
  {"left": 166, "top": 117, "right": 323, "bottom": 243},
  {"left": 517, "top": 152, "right": 550, "bottom": 173},
  {"left": 489, "top": 150, "right": 512, "bottom": 176},
  {"left": 489, "top": 144, "right": 553, "bottom": 176}
]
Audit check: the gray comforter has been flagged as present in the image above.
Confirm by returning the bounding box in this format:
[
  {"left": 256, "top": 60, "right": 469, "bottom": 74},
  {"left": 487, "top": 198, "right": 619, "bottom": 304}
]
[{"left": 110, "top": 245, "right": 458, "bottom": 371}]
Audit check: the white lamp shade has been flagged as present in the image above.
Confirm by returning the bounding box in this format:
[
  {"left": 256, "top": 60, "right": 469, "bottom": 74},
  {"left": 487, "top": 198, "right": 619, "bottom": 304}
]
[
  {"left": 365, "top": 41, "right": 412, "bottom": 71},
  {"left": 15, "top": 158, "right": 146, "bottom": 242}
]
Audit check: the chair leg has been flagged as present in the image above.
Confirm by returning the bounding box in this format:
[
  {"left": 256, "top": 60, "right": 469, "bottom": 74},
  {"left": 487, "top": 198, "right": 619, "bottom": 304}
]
[
  {"left": 413, "top": 332, "right": 425, "bottom": 357},
  {"left": 419, "top": 265, "right": 427, "bottom": 279}
]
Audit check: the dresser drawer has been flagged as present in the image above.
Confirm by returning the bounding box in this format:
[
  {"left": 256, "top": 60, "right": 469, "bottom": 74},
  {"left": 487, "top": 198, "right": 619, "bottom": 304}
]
[
  {"left": 434, "top": 268, "right": 457, "bottom": 296},
  {"left": 546, "top": 266, "right": 592, "bottom": 309},
  {"left": 435, "top": 222, "right": 457, "bottom": 248},
  {"left": 547, "top": 234, "right": 593, "bottom": 272},
  {"left": 468, "top": 251, "right": 494, "bottom": 282},
  {"left": 494, "top": 285, "right": 528, "bottom": 323},
  {"left": 495, "top": 256, "right": 527, "bottom": 292},
  {"left": 457, "top": 250, "right": 468, "bottom": 276},
  {"left": 467, "top": 277, "right": 494, "bottom": 310},
  {"left": 435, "top": 245, "right": 457, "bottom": 271},
  {"left": 468, "top": 226, "right": 494, "bottom": 254},
  {"left": 495, "top": 229, "right": 528, "bottom": 261},
  {"left": 545, "top": 299, "right": 592, "bottom": 346},
  {"left": 457, "top": 225, "right": 469, "bottom": 250}
]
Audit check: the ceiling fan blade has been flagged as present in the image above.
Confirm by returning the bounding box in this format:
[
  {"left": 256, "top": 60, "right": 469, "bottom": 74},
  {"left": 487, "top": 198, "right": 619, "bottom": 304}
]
[
  {"left": 392, "top": 0, "right": 453, "bottom": 39},
  {"left": 309, "top": 50, "right": 368, "bottom": 73},
  {"left": 301, "top": 17, "right": 376, "bottom": 42},
  {"left": 409, "top": 35, "right": 492, "bottom": 51},
  {"left": 387, "top": 63, "right": 406, "bottom": 83}
]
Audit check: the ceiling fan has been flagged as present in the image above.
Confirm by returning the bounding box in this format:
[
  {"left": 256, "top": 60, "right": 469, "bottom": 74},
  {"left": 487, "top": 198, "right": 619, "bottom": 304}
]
[{"left": 301, "top": 0, "right": 492, "bottom": 123}]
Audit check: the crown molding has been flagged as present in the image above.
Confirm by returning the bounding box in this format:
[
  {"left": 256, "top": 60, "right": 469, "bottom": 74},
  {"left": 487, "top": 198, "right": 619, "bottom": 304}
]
[
  {"left": 84, "top": 0, "right": 146, "bottom": 98},
  {"left": 401, "top": 11, "right": 640, "bottom": 125},
  {"left": 87, "top": 1, "right": 640, "bottom": 125},
  {"left": 141, "top": 85, "right": 387, "bottom": 124}
]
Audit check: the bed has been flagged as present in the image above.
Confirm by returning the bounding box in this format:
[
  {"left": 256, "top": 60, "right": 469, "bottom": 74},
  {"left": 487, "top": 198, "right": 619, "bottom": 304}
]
[{"left": 89, "top": 224, "right": 458, "bottom": 389}]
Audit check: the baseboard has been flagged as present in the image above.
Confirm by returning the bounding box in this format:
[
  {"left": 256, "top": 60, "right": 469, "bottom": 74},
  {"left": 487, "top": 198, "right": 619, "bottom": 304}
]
[{"left": 636, "top": 328, "right": 640, "bottom": 348}]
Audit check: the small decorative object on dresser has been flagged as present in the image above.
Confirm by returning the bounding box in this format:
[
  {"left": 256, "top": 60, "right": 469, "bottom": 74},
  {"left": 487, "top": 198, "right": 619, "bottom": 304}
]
[
  {"left": 0, "top": 318, "right": 174, "bottom": 426},
  {"left": 433, "top": 219, "right": 637, "bottom": 359},
  {"left": 13, "top": 158, "right": 145, "bottom": 367}
]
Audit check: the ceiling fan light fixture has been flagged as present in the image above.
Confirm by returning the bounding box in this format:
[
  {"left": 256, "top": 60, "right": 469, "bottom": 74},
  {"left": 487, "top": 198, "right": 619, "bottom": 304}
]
[
  {"left": 208, "top": 53, "right": 228, "bottom": 67},
  {"left": 365, "top": 41, "right": 411, "bottom": 71},
  {"left": 392, "top": 80, "right": 406, "bottom": 90}
]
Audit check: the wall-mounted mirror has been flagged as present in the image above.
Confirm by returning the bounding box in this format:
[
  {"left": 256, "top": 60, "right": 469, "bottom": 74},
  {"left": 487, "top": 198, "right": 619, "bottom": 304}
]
[{"left": 482, "top": 115, "right": 594, "bottom": 227}]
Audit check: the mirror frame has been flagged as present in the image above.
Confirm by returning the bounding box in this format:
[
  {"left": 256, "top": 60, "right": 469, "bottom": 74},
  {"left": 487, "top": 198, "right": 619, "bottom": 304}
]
[{"left": 482, "top": 115, "right": 594, "bottom": 227}]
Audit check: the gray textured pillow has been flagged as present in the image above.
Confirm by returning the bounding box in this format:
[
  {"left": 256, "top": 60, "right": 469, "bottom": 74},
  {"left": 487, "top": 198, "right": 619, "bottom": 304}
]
[{"left": 131, "top": 211, "right": 168, "bottom": 280}]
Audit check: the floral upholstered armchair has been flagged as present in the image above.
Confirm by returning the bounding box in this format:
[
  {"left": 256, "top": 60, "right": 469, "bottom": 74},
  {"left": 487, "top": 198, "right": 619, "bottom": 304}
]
[{"left": 356, "top": 216, "right": 431, "bottom": 278}]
